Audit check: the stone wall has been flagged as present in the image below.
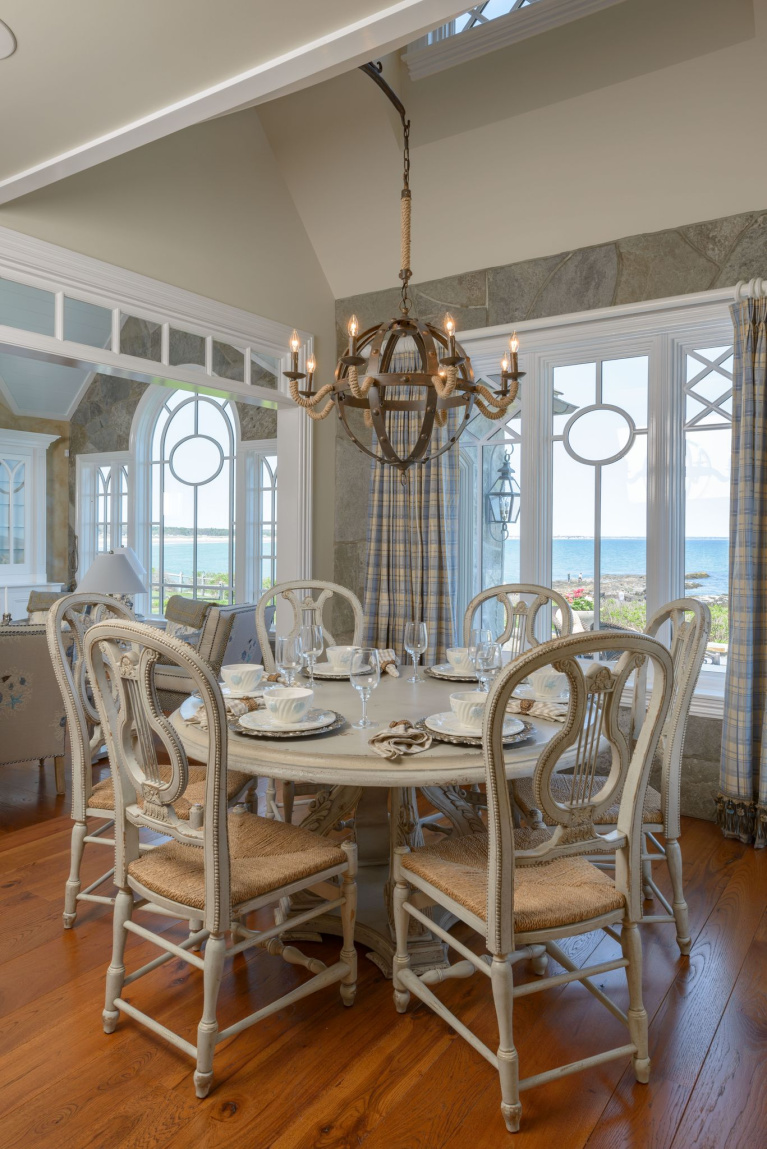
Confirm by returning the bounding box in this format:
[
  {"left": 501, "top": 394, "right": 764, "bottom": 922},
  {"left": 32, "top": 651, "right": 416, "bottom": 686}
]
[
  {"left": 67, "top": 318, "right": 277, "bottom": 584},
  {"left": 333, "top": 207, "right": 767, "bottom": 820}
]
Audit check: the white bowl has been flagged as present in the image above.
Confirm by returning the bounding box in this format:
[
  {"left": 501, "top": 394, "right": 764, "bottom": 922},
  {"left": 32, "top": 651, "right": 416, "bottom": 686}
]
[
  {"left": 528, "top": 668, "right": 568, "bottom": 700},
  {"left": 220, "top": 663, "right": 263, "bottom": 693},
  {"left": 263, "top": 685, "right": 314, "bottom": 726},
  {"left": 449, "top": 690, "right": 486, "bottom": 731},
  {"left": 326, "top": 645, "right": 355, "bottom": 669},
  {"left": 446, "top": 647, "right": 474, "bottom": 674}
]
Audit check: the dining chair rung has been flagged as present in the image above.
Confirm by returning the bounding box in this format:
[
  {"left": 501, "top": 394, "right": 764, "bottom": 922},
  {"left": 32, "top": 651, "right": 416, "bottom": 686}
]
[
  {"left": 216, "top": 960, "right": 351, "bottom": 1042},
  {"left": 78, "top": 867, "right": 115, "bottom": 898},
  {"left": 83, "top": 835, "right": 116, "bottom": 847},
  {"left": 518, "top": 1044, "right": 637, "bottom": 1094},
  {"left": 645, "top": 881, "right": 673, "bottom": 916},
  {"left": 645, "top": 831, "right": 666, "bottom": 854},
  {"left": 512, "top": 956, "right": 629, "bottom": 1000},
  {"left": 640, "top": 913, "right": 675, "bottom": 924},
  {"left": 404, "top": 900, "right": 492, "bottom": 976},
  {"left": 123, "top": 919, "right": 206, "bottom": 970},
  {"left": 228, "top": 896, "right": 346, "bottom": 957},
  {"left": 124, "top": 927, "right": 210, "bottom": 984},
  {"left": 399, "top": 967, "right": 499, "bottom": 1067},
  {"left": 85, "top": 819, "right": 115, "bottom": 838},
  {"left": 113, "top": 998, "right": 197, "bottom": 1058}
]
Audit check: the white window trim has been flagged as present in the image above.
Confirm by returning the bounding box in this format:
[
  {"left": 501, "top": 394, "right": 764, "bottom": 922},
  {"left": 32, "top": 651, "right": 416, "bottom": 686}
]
[
  {"left": 238, "top": 440, "right": 278, "bottom": 606},
  {"left": 0, "top": 427, "right": 58, "bottom": 584},
  {"left": 403, "top": 0, "right": 628, "bottom": 80},
  {"left": 76, "top": 450, "right": 132, "bottom": 582},
  {"left": 459, "top": 281, "right": 766, "bottom": 718}
]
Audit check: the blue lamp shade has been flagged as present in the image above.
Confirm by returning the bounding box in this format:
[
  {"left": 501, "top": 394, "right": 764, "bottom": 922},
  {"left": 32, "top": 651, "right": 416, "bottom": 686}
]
[{"left": 77, "top": 551, "right": 148, "bottom": 596}]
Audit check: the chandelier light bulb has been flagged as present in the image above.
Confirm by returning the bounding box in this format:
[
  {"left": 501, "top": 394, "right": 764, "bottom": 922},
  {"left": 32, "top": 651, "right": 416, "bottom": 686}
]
[
  {"left": 289, "top": 330, "right": 301, "bottom": 354},
  {"left": 306, "top": 355, "right": 316, "bottom": 374},
  {"left": 347, "top": 315, "right": 359, "bottom": 339},
  {"left": 444, "top": 314, "right": 455, "bottom": 336},
  {"left": 501, "top": 356, "right": 509, "bottom": 372},
  {"left": 509, "top": 332, "right": 520, "bottom": 354}
]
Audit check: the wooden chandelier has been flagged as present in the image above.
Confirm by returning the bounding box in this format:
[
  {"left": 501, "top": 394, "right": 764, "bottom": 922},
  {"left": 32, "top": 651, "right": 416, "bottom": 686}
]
[{"left": 284, "top": 63, "right": 521, "bottom": 474}]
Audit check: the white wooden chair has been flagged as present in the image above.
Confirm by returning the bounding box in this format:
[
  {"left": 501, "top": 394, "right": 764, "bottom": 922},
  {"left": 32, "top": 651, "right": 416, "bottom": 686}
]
[
  {"left": 255, "top": 579, "right": 364, "bottom": 673},
  {"left": 256, "top": 579, "right": 363, "bottom": 822},
  {"left": 84, "top": 619, "right": 357, "bottom": 1098},
  {"left": 47, "top": 593, "right": 252, "bottom": 929},
  {"left": 391, "top": 630, "right": 673, "bottom": 1134},
  {"left": 514, "top": 598, "right": 710, "bottom": 954},
  {"left": 462, "top": 583, "right": 574, "bottom": 653}
]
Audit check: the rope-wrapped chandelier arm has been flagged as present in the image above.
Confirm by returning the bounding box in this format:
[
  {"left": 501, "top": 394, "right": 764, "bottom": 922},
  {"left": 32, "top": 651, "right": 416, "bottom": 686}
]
[
  {"left": 476, "top": 380, "right": 519, "bottom": 407},
  {"left": 305, "top": 399, "right": 335, "bottom": 421},
  {"left": 347, "top": 364, "right": 376, "bottom": 399},
  {"left": 474, "top": 397, "right": 510, "bottom": 421},
  {"left": 287, "top": 378, "right": 335, "bottom": 408},
  {"left": 431, "top": 365, "right": 458, "bottom": 399}
]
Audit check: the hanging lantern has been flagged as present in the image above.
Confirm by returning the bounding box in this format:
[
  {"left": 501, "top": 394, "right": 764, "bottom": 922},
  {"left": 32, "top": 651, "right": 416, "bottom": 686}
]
[
  {"left": 283, "top": 62, "right": 520, "bottom": 474},
  {"left": 486, "top": 447, "right": 521, "bottom": 540}
]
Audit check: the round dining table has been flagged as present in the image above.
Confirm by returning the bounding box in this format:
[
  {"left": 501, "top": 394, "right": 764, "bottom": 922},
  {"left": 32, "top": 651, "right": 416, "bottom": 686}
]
[{"left": 172, "top": 671, "right": 558, "bottom": 976}]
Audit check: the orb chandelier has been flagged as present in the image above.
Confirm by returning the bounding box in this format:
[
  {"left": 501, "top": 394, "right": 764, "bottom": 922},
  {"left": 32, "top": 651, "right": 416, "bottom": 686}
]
[{"left": 284, "top": 62, "right": 523, "bottom": 474}]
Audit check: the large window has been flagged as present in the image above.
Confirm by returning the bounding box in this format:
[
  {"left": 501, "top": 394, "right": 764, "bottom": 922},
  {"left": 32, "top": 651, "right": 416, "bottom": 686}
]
[
  {"left": 95, "top": 462, "right": 129, "bottom": 554},
  {"left": 459, "top": 306, "right": 736, "bottom": 703},
  {"left": 150, "top": 392, "right": 237, "bottom": 612},
  {"left": 552, "top": 356, "right": 648, "bottom": 631},
  {"left": 245, "top": 448, "right": 278, "bottom": 595}
]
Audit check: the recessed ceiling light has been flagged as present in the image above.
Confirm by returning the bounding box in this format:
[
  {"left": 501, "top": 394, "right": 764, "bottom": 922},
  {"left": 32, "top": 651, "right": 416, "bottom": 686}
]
[{"left": 0, "top": 20, "right": 16, "bottom": 60}]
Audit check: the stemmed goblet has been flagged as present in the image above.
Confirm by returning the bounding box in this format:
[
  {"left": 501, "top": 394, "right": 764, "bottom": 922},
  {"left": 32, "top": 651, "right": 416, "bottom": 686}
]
[
  {"left": 350, "top": 648, "right": 380, "bottom": 729},
  {"left": 299, "top": 624, "right": 324, "bottom": 688},
  {"left": 474, "top": 641, "right": 503, "bottom": 692},
  {"left": 275, "top": 634, "right": 303, "bottom": 686},
  {"left": 404, "top": 621, "right": 428, "bottom": 684}
]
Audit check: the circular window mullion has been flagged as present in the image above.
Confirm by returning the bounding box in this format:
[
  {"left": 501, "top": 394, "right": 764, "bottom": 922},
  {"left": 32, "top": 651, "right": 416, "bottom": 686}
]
[{"left": 562, "top": 403, "right": 636, "bottom": 467}]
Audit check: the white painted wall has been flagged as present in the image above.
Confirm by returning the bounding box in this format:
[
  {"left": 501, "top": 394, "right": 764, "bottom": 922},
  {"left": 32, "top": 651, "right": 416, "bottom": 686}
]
[
  {"left": 258, "top": 0, "right": 767, "bottom": 296},
  {"left": 0, "top": 108, "right": 339, "bottom": 580}
]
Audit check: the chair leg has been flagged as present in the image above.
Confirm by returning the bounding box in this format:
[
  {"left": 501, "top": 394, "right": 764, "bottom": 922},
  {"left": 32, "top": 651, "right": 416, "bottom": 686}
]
[
  {"left": 265, "top": 778, "right": 277, "bottom": 820},
  {"left": 621, "top": 921, "right": 650, "bottom": 1084},
  {"left": 490, "top": 955, "right": 522, "bottom": 1133},
  {"left": 641, "top": 834, "right": 654, "bottom": 901},
  {"left": 282, "top": 781, "right": 295, "bottom": 825},
  {"left": 194, "top": 934, "right": 227, "bottom": 1099},
  {"left": 63, "top": 820, "right": 88, "bottom": 928},
  {"left": 189, "top": 919, "right": 204, "bottom": 951},
  {"left": 392, "top": 847, "right": 411, "bottom": 1014},
  {"left": 665, "top": 837, "right": 691, "bottom": 955},
  {"left": 103, "top": 888, "right": 133, "bottom": 1033},
  {"left": 54, "top": 755, "right": 66, "bottom": 795},
  {"left": 339, "top": 840, "right": 358, "bottom": 1007}
]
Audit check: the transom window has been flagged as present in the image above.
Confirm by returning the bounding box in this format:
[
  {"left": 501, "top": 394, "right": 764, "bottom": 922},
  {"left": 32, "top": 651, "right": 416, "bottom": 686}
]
[
  {"left": 150, "top": 393, "right": 237, "bottom": 612},
  {"left": 430, "top": 0, "right": 538, "bottom": 39}
]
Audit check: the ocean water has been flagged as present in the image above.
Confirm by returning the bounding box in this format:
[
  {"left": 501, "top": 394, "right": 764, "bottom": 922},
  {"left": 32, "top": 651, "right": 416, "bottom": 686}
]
[{"left": 153, "top": 536, "right": 730, "bottom": 596}]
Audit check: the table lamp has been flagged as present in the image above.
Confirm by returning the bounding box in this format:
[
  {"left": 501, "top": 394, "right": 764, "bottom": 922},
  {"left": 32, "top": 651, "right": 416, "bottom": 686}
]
[{"left": 77, "top": 549, "right": 148, "bottom": 610}]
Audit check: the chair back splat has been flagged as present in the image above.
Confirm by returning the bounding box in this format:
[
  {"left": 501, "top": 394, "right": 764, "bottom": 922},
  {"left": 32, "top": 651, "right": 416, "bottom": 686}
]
[
  {"left": 462, "top": 583, "right": 573, "bottom": 657},
  {"left": 256, "top": 580, "right": 363, "bottom": 672},
  {"left": 483, "top": 630, "right": 673, "bottom": 955}
]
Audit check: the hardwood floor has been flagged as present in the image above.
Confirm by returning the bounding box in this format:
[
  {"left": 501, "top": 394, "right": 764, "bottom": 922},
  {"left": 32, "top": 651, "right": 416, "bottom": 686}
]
[{"left": 1, "top": 757, "right": 765, "bottom": 1148}]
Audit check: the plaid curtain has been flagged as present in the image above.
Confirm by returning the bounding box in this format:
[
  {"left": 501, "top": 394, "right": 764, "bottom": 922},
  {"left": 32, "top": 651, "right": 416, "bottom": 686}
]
[
  {"left": 362, "top": 389, "right": 459, "bottom": 666},
  {"left": 717, "top": 298, "right": 767, "bottom": 848}
]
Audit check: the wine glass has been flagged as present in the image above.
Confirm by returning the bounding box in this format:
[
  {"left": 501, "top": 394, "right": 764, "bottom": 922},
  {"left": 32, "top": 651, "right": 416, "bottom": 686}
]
[
  {"left": 275, "top": 634, "right": 303, "bottom": 686},
  {"left": 299, "top": 623, "right": 323, "bottom": 688},
  {"left": 474, "top": 641, "right": 502, "bottom": 692},
  {"left": 468, "top": 627, "right": 492, "bottom": 681},
  {"left": 404, "top": 621, "right": 428, "bottom": 684},
  {"left": 350, "top": 648, "right": 380, "bottom": 729}
]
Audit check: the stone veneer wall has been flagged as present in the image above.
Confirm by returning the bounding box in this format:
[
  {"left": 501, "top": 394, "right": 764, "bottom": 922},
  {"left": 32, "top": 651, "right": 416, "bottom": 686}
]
[
  {"left": 333, "top": 207, "right": 767, "bottom": 822},
  {"left": 67, "top": 319, "right": 277, "bottom": 584}
]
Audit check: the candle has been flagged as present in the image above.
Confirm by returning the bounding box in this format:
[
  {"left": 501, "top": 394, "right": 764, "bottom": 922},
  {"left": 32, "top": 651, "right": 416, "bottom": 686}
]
[
  {"left": 347, "top": 315, "right": 359, "bottom": 356},
  {"left": 444, "top": 313, "right": 456, "bottom": 357},
  {"left": 289, "top": 329, "right": 300, "bottom": 374},
  {"left": 306, "top": 355, "right": 316, "bottom": 394},
  {"left": 509, "top": 332, "right": 520, "bottom": 375}
]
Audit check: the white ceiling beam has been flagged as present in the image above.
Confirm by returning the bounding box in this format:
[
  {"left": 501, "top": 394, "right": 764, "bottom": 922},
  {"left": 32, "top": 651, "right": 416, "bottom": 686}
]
[{"left": 0, "top": 1, "right": 468, "bottom": 207}]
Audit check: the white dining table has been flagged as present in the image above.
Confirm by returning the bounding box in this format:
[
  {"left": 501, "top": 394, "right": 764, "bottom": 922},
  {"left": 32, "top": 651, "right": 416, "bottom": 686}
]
[{"left": 172, "top": 671, "right": 560, "bottom": 976}]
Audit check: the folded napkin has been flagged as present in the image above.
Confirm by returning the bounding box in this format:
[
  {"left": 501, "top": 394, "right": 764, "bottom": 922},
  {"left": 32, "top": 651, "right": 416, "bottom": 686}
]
[
  {"left": 187, "top": 695, "right": 262, "bottom": 730},
  {"left": 507, "top": 697, "right": 568, "bottom": 723},
  {"left": 378, "top": 649, "right": 399, "bottom": 678},
  {"left": 369, "top": 720, "right": 432, "bottom": 760}
]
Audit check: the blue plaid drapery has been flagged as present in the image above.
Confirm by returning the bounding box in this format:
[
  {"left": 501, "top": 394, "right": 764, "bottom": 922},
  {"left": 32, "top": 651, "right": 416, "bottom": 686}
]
[
  {"left": 362, "top": 391, "right": 459, "bottom": 666},
  {"left": 718, "top": 298, "right": 767, "bottom": 848}
]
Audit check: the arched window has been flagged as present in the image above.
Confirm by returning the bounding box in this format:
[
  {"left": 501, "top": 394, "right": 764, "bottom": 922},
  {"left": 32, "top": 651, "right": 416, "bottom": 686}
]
[{"left": 150, "top": 392, "right": 238, "bottom": 612}]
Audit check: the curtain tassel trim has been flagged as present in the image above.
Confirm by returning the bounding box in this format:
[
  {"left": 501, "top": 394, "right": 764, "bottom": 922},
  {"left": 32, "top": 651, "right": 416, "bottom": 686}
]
[{"left": 715, "top": 793, "right": 767, "bottom": 848}]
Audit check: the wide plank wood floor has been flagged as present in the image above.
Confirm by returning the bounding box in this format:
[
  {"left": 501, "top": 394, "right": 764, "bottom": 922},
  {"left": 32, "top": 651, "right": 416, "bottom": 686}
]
[{"left": 1, "top": 756, "right": 766, "bottom": 1148}]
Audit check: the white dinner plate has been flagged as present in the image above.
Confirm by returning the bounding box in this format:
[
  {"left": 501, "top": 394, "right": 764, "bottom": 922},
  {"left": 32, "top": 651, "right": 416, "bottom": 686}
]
[
  {"left": 424, "top": 712, "right": 525, "bottom": 738},
  {"left": 306, "top": 663, "right": 350, "bottom": 680},
  {"left": 220, "top": 685, "right": 266, "bottom": 700},
  {"left": 426, "top": 663, "right": 478, "bottom": 681},
  {"left": 238, "top": 707, "right": 337, "bottom": 733}
]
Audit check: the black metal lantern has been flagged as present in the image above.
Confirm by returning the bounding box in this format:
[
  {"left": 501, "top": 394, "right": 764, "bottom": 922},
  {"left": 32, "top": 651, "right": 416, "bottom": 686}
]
[{"left": 486, "top": 448, "right": 521, "bottom": 539}]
